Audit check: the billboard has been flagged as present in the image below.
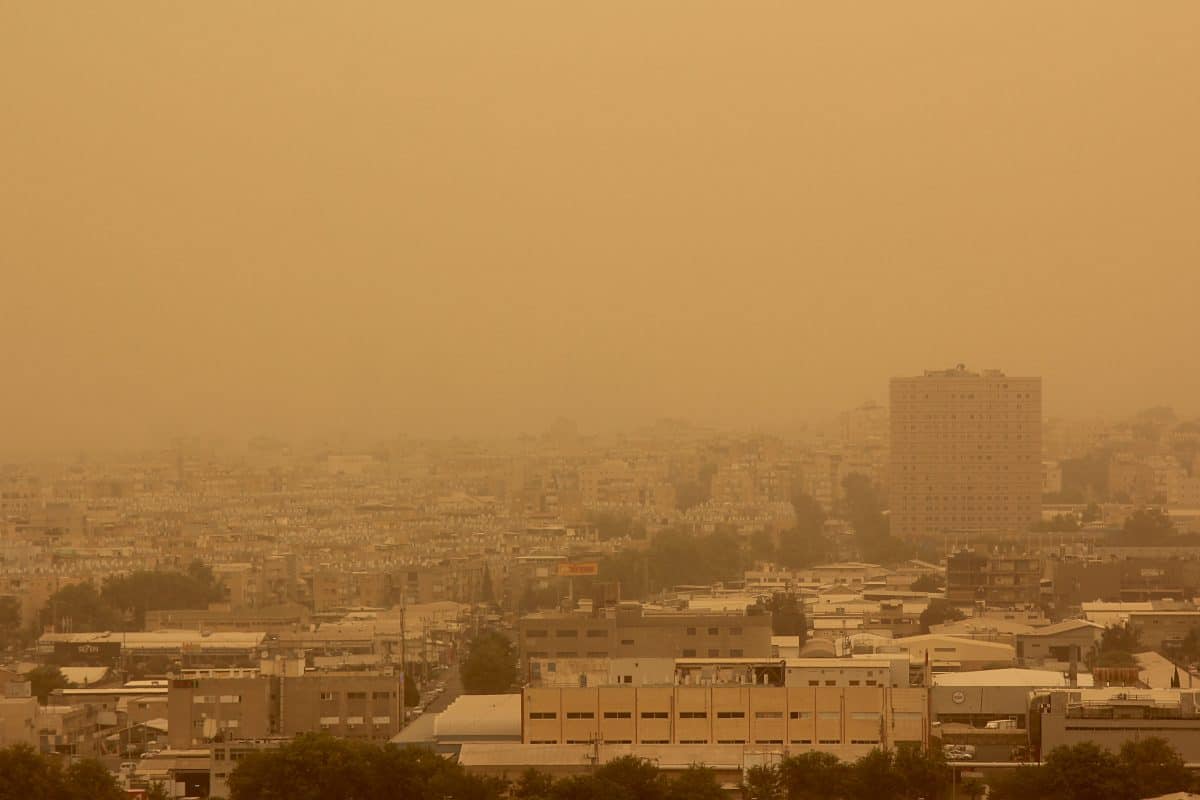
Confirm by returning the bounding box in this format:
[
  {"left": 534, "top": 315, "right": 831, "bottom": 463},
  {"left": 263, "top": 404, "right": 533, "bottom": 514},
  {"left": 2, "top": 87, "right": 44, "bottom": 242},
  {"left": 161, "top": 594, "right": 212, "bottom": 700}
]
[{"left": 556, "top": 562, "right": 599, "bottom": 577}]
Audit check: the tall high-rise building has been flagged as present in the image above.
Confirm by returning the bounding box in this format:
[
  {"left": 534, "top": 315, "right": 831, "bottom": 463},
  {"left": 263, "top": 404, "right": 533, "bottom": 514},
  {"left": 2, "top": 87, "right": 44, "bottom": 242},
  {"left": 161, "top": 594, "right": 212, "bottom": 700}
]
[{"left": 889, "top": 365, "right": 1041, "bottom": 538}]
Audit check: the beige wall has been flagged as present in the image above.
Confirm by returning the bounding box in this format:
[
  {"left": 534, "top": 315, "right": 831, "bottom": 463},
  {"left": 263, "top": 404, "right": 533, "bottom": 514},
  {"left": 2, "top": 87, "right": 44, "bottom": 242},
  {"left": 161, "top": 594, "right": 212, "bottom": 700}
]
[{"left": 523, "top": 686, "right": 927, "bottom": 752}]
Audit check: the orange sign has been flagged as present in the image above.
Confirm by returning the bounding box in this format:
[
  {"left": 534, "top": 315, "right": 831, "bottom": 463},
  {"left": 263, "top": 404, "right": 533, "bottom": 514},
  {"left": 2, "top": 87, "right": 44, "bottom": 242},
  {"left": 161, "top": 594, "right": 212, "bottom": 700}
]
[{"left": 556, "top": 562, "right": 599, "bottom": 577}]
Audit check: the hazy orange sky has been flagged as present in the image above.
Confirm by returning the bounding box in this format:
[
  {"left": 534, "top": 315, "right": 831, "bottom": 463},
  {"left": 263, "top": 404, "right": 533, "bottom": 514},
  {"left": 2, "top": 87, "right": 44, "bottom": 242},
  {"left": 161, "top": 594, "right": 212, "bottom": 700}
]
[{"left": 3, "top": 3, "right": 1199, "bottom": 453}]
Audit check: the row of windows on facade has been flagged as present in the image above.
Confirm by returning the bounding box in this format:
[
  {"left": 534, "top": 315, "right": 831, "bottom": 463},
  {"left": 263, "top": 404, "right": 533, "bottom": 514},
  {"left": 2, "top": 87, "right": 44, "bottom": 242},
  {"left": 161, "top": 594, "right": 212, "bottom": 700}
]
[
  {"left": 529, "top": 739, "right": 882, "bottom": 745},
  {"left": 526, "top": 627, "right": 743, "bottom": 638},
  {"left": 528, "top": 649, "right": 746, "bottom": 659},
  {"left": 529, "top": 710, "right": 885, "bottom": 720}
]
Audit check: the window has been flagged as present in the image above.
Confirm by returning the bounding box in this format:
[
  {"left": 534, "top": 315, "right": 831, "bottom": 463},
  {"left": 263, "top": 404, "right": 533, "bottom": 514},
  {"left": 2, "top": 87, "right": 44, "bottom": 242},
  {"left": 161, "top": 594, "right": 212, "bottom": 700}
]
[
  {"left": 641, "top": 739, "right": 670, "bottom": 744},
  {"left": 808, "top": 680, "right": 819, "bottom": 686},
  {"left": 529, "top": 712, "right": 557, "bottom": 720},
  {"left": 555, "top": 652, "right": 578, "bottom": 658},
  {"left": 686, "top": 627, "right": 697, "bottom": 635},
  {"left": 682, "top": 649, "right": 697, "bottom": 658},
  {"left": 679, "top": 739, "right": 708, "bottom": 744},
  {"left": 730, "top": 626, "right": 743, "bottom": 636},
  {"left": 586, "top": 651, "right": 607, "bottom": 658},
  {"left": 819, "top": 739, "right": 841, "bottom": 744},
  {"left": 790, "top": 711, "right": 812, "bottom": 719},
  {"left": 708, "top": 649, "right": 720, "bottom": 657},
  {"left": 347, "top": 692, "right": 367, "bottom": 700},
  {"left": 620, "top": 639, "right": 635, "bottom": 646},
  {"left": 529, "top": 740, "right": 558, "bottom": 744},
  {"left": 586, "top": 629, "right": 608, "bottom": 638},
  {"left": 641, "top": 711, "right": 669, "bottom": 719},
  {"left": 566, "top": 711, "right": 594, "bottom": 719},
  {"left": 716, "top": 711, "right": 745, "bottom": 719},
  {"left": 791, "top": 739, "right": 813, "bottom": 745},
  {"left": 755, "top": 711, "right": 783, "bottom": 719},
  {"left": 372, "top": 692, "right": 391, "bottom": 700},
  {"left": 556, "top": 629, "right": 579, "bottom": 637},
  {"left": 526, "top": 629, "right": 548, "bottom": 638},
  {"left": 849, "top": 680, "right": 860, "bottom": 686},
  {"left": 717, "top": 739, "right": 746, "bottom": 744},
  {"left": 851, "top": 712, "right": 881, "bottom": 721},
  {"left": 755, "top": 739, "right": 784, "bottom": 744},
  {"left": 824, "top": 680, "right": 836, "bottom": 686},
  {"left": 707, "top": 627, "right": 719, "bottom": 635},
  {"left": 851, "top": 739, "right": 880, "bottom": 745},
  {"left": 603, "top": 711, "right": 632, "bottom": 719},
  {"left": 604, "top": 739, "right": 633, "bottom": 744},
  {"left": 730, "top": 649, "right": 743, "bottom": 657},
  {"left": 679, "top": 711, "right": 708, "bottom": 719}
]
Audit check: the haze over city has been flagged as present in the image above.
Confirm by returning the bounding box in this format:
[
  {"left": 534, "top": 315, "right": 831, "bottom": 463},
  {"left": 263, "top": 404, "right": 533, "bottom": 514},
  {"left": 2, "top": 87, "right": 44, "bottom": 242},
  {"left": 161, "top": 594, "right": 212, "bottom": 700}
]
[{"left": 4, "top": 3, "right": 1200, "bottom": 455}]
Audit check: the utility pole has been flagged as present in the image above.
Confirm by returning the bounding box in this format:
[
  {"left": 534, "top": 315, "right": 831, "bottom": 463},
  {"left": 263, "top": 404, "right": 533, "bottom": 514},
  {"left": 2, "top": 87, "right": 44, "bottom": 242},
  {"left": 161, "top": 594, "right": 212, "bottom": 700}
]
[{"left": 399, "top": 595, "right": 407, "bottom": 727}]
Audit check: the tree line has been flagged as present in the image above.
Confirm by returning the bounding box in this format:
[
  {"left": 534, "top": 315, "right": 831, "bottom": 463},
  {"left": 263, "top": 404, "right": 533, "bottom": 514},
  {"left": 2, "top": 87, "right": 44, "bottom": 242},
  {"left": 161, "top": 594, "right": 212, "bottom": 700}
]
[
  {"left": 0, "top": 744, "right": 158, "bottom": 800},
  {"left": 39, "top": 561, "right": 225, "bottom": 633}
]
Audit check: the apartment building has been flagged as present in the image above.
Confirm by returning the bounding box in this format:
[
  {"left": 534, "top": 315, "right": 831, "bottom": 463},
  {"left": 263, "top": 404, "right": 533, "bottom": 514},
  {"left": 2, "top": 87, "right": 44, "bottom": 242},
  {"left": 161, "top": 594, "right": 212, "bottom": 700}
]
[
  {"left": 167, "top": 664, "right": 401, "bottom": 747},
  {"left": 518, "top": 603, "right": 772, "bottom": 664},
  {"left": 946, "top": 549, "right": 1043, "bottom": 608},
  {"left": 890, "top": 366, "right": 1042, "bottom": 537},
  {"left": 522, "top": 685, "right": 928, "bottom": 751}
]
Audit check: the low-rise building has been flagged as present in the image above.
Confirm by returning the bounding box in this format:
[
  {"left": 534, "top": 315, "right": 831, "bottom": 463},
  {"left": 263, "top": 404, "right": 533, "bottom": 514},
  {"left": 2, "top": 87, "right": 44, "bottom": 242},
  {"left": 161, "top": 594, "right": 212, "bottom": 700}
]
[
  {"left": 1036, "top": 688, "right": 1200, "bottom": 761},
  {"left": 522, "top": 685, "right": 928, "bottom": 753}
]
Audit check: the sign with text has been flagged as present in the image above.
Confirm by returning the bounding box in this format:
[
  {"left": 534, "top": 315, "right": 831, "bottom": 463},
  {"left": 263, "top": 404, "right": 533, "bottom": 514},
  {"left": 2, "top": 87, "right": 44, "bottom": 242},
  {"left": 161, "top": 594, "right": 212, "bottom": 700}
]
[{"left": 556, "top": 562, "right": 599, "bottom": 577}]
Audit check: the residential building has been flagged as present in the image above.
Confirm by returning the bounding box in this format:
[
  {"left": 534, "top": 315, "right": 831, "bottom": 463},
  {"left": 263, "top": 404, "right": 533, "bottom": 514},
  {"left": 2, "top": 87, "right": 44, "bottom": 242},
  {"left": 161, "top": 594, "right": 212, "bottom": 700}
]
[
  {"left": 517, "top": 603, "right": 772, "bottom": 665},
  {"left": 890, "top": 366, "right": 1041, "bottom": 537}
]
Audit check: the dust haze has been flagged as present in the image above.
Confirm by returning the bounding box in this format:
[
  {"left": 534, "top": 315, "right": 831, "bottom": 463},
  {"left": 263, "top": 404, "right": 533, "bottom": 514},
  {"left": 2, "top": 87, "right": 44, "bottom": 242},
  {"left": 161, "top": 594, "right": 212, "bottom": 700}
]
[{"left": 3, "top": 2, "right": 1199, "bottom": 454}]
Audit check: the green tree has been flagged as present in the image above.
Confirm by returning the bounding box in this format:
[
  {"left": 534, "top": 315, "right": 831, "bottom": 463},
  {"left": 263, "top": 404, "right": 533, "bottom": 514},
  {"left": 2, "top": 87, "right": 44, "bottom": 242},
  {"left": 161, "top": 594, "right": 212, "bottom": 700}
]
[
  {"left": 919, "top": 599, "right": 965, "bottom": 633},
  {"left": 0, "top": 744, "right": 67, "bottom": 800},
  {"left": 1093, "top": 621, "right": 1140, "bottom": 667},
  {"left": 851, "top": 749, "right": 902, "bottom": 800},
  {"left": 1118, "top": 507, "right": 1176, "bottom": 545},
  {"left": 146, "top": 782, "right": 171, "bottom": 800},
  {"left": 748, "top": 529, "right": 776, "bottom": 562},
  {"left": 102, "top": 567, "right": 224, "bottom": 628},
  {"left": 512, "top": 768, "right": 556, "bottom": 800},
  {"left": 909, "top": 574, "right": 943, "bottom": 593},
  {"left": 960, "top": 777, "right": 986, "bottom": 800},
  {"left": 403, "top": 671, "right": 420, "bottom": 707},
  {"left": 990, "top": 763, "right": 1051, "bottom": 800},
  {"left": 780, "top": 751, "right": 852, "bottom": 800},
  {"left": 1118, "top": 737, "right": 1191, "bottom": 799},
  {"left": 664, "top": 765, "right": 724, "bottom": 800},
  {"left": 550, "top": 775, "right": 632, "bottom": 800},
  {"left": 587, "top": 510, "right": 647, "bottom": 541},
  {"left": 0, "top": 596, "right": 22, "bottom": 651},
  {"left": 41, "top": 582, "right": 121, "bottom": 633},
  {"left": 594, "top": 755, "right": 665, "bottom": 800},
  {"left": 892, "top": 743, "right": 948, "bottom": 800},
  {"left": 24, "top": 664, "right": 68, "bottom": 704},
  {"left": 228, "top": 734, "right": 505, "bottom": 800},
  {"left": 63, "top": 759, "right": 126, "bottom": 800},
  {"left": 760, "top": 593, "right": 807, "bottom": 643},
  {"left": 1039, "top": 742, "right": 1128, "bottom": 800},
  {"left": 460, "top": 629, "right": 517, "bottom": 694},
  {"left": 743, "top": 764, "right": 783, "bottom": 800},
  {"left": 480, "top": 566, "right": 496, "bottom": 605}
]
